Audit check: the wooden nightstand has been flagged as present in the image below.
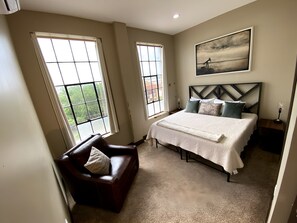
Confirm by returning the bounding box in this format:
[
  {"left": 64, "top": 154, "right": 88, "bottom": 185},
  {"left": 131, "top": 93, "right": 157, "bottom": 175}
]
[{"left": 258, "top": 119, "right": 286, "bottom": 154}]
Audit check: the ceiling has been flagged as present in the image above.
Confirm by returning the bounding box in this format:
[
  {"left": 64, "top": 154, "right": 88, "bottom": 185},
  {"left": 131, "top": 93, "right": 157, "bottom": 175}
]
[{"left": 19, "top": 0, "right": 256, "bottom": 35}]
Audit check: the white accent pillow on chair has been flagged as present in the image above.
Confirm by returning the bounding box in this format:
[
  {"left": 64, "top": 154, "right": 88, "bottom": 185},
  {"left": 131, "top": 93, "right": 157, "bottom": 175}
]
[{"left": 84, "top": 146, "right": 110, "bottom": 175}]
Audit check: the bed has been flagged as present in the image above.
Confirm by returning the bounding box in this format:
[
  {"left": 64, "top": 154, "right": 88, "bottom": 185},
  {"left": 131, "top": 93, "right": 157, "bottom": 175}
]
[{"left": 146, "top": 82, "right": 262, "bottom": 181}]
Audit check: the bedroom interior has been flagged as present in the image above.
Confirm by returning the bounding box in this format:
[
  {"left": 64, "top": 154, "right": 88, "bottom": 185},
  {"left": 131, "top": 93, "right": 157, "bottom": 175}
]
[{"left": 0, "top": 0, "right": 297, "bottom": 222}]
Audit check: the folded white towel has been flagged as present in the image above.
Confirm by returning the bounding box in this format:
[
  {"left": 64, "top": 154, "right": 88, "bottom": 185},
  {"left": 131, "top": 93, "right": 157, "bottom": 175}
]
[{"left": 157, "top": 120, "right": 224, "bottom": 143}]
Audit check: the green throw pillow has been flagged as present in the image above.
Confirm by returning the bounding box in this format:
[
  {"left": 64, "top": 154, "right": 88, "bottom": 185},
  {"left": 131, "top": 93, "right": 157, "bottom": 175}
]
[
  {"left": 221, "top": 102, "right": 245, "bottom": 119},
  {"left": 185, "top": 100, "right": 199, "bottom": 113}
]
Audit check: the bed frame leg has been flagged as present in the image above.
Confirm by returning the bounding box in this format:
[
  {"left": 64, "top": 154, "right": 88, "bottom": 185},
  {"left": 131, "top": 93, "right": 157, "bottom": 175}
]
[
  {"left": 156, "top": 139, "right": 158, "bottom": 148},
  {"left": 227, "top": 173, "right": 230, "bottom": 182},
  {"left": 186, "top": 151, "right": 189, "bottom": 162},
  {"left": 180, "top": 148, "right": 183, "bottom": 160}
]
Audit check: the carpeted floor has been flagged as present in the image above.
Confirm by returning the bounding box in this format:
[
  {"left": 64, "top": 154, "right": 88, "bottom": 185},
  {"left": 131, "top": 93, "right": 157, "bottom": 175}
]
[{"left": 69, "top": 141, "right": 280, "bottom": 223}]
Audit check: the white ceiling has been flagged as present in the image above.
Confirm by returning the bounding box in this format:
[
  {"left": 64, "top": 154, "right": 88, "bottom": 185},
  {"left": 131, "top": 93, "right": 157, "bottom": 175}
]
[{"left": 19, "top": 0, "right": 256, "bottom": 35}]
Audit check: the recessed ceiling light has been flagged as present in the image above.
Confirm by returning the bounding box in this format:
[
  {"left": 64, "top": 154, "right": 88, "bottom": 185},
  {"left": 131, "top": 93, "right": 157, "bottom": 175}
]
[{"left": 173, "top": 13, "right": 180, "bottom": 19}]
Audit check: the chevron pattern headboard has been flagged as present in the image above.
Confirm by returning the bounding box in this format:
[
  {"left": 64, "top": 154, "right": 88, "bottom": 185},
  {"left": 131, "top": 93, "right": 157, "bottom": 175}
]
[{"left": 189, "top": 82, "right": 262, "bottom": 115}]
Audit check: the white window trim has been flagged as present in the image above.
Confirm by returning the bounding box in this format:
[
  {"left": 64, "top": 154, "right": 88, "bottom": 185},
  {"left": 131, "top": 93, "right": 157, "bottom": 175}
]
[
  {"left": 136, "top": 42, "right": 169, "bottom": 120},
  {"left": 31, "top": 32, "right": 119, "bottom": 147}
]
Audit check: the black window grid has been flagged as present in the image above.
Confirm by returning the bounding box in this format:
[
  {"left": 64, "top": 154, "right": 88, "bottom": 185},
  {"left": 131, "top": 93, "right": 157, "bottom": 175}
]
[
  {"left": 39, "top": 37, "right": 110, "bottom": 141},
  {"left": 137, "top": 44, "right": 164, "bottom": 117}
]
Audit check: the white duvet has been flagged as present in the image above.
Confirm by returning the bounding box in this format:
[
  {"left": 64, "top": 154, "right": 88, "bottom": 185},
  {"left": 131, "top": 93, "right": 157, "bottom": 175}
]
[{"left": 146, "top": 110, "right": 258, "bottom": 174}]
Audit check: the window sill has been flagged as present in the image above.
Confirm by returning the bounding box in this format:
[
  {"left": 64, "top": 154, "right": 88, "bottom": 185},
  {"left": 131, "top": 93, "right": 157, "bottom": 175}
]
[{"left": 148, "top": 111, "right": 168, "bottom": 120}]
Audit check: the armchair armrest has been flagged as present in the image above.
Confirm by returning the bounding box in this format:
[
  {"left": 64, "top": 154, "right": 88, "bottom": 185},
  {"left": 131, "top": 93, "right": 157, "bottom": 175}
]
[
  {"left": 56, "top": 155, "right": 117, "bottom": 184},
  {"left": 106, "top": 144, "right": 138, "bottom": 156}
]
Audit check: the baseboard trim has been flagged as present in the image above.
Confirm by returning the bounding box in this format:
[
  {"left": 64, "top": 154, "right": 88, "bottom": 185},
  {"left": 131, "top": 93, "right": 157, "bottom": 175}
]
[{"left": 129, "top": 135, "right": 146, "bottom": 146}]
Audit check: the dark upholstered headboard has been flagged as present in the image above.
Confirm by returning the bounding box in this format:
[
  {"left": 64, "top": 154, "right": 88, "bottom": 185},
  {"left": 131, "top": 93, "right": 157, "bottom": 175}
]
[{"left": 189, "top": 82, "right": 262, "bottom": 115}]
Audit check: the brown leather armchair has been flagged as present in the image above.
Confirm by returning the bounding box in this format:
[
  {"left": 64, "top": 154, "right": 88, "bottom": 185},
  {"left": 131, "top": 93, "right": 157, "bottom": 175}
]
[{"left": 55, "top": 134, "right": 139, "bottom": 212}]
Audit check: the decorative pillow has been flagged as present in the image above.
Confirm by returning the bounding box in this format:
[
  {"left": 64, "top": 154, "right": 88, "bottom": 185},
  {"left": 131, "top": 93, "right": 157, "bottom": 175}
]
[
  {"left": 198, "top": 102, "right": 222, "bottom": 116},
  {"left": 190, "top": 96, "right": 200, "bottom": 101},
  {"left": 214, "top": 99, "right": 225, "bottom": 104},
  {"left": 185, "top": 100, "right": 199, "bottom": 113},
  {"left": 221, "top": 102, "right": 245, "bottom": 119},
  {"left": 84, "top": 147, "right": 110, "bottom": 175},
  {"left": 200, "top": 98, "right": 215, "bottom": 103}
]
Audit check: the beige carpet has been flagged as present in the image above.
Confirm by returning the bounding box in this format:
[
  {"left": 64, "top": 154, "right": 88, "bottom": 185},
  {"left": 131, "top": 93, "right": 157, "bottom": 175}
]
[{"left": 70, "top": 141, "right": 280, "bottom": 223}]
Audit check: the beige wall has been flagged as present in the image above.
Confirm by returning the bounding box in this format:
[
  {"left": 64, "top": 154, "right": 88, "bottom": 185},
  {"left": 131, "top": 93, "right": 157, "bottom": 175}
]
[
  {"left": 0, "top": 15, "right": 70, "bottom": 223},
  {"left": 174, "top": 0, "right": 297, "bottom": 122},
  {"left": 6, "top": 10, "right": 134, "bottom": 158}
]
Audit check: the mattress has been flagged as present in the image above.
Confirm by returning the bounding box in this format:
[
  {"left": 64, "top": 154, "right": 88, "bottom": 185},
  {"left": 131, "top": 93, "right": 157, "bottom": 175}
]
[{"left": 146, "top": 110, "right": 258, "bottom": 174}]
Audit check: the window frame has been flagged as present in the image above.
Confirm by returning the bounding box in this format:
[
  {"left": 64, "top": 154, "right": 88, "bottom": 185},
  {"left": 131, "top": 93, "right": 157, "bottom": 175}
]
[
  {"left": 136, "top": 42, "right": 168, "bottom": 119},
  {"left": 32, "top": 32, "right": 119, "bottom": 146}
]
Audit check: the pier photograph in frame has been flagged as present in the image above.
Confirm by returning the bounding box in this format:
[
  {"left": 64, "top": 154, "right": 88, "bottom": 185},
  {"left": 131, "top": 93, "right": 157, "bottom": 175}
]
[{"left": 195, "top": 27, "right": 253, "bottom": 76}]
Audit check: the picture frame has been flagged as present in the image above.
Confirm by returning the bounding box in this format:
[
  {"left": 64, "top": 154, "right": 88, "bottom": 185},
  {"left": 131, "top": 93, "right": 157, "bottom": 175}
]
[{"left": 195, "top": 27, "right": 253, "bottom": 76}]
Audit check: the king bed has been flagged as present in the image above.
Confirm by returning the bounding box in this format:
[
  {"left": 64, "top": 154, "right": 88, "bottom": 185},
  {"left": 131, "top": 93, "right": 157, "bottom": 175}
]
[{"left": 146, "top": 82, "right": 262, "bottom": 181}]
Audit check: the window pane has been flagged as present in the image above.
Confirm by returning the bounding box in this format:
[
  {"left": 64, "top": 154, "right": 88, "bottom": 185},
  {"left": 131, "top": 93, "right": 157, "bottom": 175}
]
[
  {"left": 77, "top": 122, "right": 93, "bottom": 141},
  {"left": 82, "top": 84, "right": 96, "bottom": 102},
  {"left": 103, "top": 117, "right": 110, "bottom": 133},
  {"left": 91, "top": 119, "right": 106, "bottom": 134},
  {"left": 67, "top": 85, "right": 84, "bottom": 105},
  {"left": 37, "top": 38, "right": 56, "bottom": 62},
  {"left": 91, "top": 62, "right": 102, "bottom": 81},
  {"left": 63, "top": 107, "right": 75, "bottom": 126},
  {"left": 155, "top": 47, "right": 161, "bottom": 61},
  {"left": 148, "top": 103, "right": 154, "bottom": 116},
  {"left": 70, "top": 126, "right": 80, "bottom": 143},
  {"left": 56, "top": 86, "right": 69, "bottom": 107},
  {"left": 99, "top": 99, "right": 108, "bottom": 117},
  {"left": 95, "top": 82, "right": 104, "bottom": 100},
  {"left": 52, "top": 39, "right": 73, "bottom": 62},
  {"left": 151, "top": 76, "right": 157, "bottom": 88},
  {"left": 159, "top": 87, "right": 164, "bottom": 100},
  {"left": 160, "top": 100, "right": 164, "bottom": 111},
  {"left": 148, "top": 47, "right": 155, "bottom": 61},
  {"left": 85, "top": 41, "right": 97, "bottom": 61},
  {"left": 149, "top": 62, "right": 157, "bottom": 76},
  {"left": 47, "top": 63, "right": 63, "bottom": 86},
  {"left": 70, "top": 40, "right": 88, "bottom": 61},
  {"left": 76, "top": 63, "right": 93, "bottom": 83},
  {"left": 73, "top": 104, "right": 88, "bottom": 123},
  {"left": 153, "top": 89, "right": 159, "bottom": 101},
  {"left": 156, "top": 62, "right": 162, "bottom": 74},
  {"left": 146, "top": 89, "right": 153, "bottom": 103},
  {"left": 59, "top": 63, "right": 79, "bottom": 84},
  {"left": 140, "top": 46, "right": 148, "bottom": 61},
  {"left": 154, "top": 101, "right": 160, "bottom": 114},
  {"left": 142, "top": 62, "right": 150, "bottom": 76},
  {"left": 158, "top": 76, "right": 163, "bottom": 88},
  {"left": 87, "top": 102, "right": 100, "bottom": 119},
  {"left": 144, "top": 78, "right": 151, "bottom": 92},
  {"left": 137, "top": 45, "right": 142, "bottom": 61}
]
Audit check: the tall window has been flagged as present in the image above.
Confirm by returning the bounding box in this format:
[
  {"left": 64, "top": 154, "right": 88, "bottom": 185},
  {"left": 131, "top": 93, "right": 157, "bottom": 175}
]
[
  {"left": 35, "top": 35, "right": 117, "bottom": 143},
  {"left": 137, "top": 43, "right": 165, "bottom": 117}
]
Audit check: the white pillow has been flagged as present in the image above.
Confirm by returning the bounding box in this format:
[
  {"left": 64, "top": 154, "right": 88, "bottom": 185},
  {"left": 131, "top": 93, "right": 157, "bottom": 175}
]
[
  {"left": 84, "top": 147, "right": 110, "bottom": 175},
  {"left": 214, "top": 99, "right": 225, "bottom": 104},
  {"left": 190, "top": 96, "right": 200, "bottom": 101},
  {"left": 200, "top": 98, "right": 215, "bottom": 103}
]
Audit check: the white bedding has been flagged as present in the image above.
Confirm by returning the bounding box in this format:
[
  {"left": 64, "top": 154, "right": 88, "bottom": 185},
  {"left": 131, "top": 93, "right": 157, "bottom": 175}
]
[{"left": 146, "top": 110, "right": 258, "bottom": 174}]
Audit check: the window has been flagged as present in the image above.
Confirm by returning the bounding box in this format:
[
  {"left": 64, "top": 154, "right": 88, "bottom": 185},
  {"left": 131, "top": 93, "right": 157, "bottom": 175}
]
[
  {"left": 34, "top": 34, "right": 117, "bottom": 143},
  {"left": 136, "top": 43, "right": 166, "bottom": 117}
]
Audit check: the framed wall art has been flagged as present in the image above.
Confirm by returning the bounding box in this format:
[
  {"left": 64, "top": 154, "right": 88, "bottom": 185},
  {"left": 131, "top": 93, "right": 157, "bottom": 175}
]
[{"left": 195, "top": 27, "right": 253, "bottom": 76}]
